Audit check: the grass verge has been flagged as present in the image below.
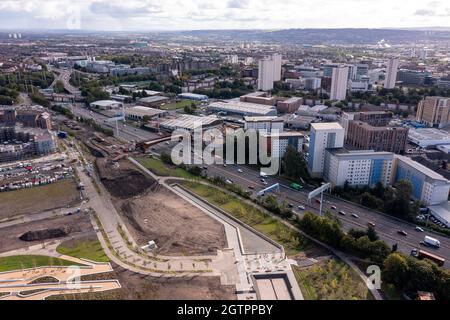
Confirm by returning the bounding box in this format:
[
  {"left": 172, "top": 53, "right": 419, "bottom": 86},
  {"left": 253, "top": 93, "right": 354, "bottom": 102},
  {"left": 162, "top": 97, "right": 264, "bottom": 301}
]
[
  {"left": 137, "top": 157, "right": 197, "bottom": 179},
  {"left": 0, "top": 255, "right": 83, "bottom": 272},
  {"left": 56, "top": 240, "right": 110, "bottom": 263}
]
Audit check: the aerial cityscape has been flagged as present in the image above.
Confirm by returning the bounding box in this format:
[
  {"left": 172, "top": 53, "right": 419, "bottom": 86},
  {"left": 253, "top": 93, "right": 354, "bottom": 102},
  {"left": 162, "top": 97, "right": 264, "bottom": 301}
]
[{"left": 0, "top": 0, "right": 449, "bottom": 306}]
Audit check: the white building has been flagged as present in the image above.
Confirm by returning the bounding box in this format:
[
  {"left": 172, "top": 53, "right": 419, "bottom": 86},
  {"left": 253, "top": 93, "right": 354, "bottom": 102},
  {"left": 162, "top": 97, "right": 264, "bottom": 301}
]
[
  {"left": 384, "top": 58, "right": 399, "bottom": 89},
  {"left": 330, "top": 66, "right": 349, "bottom": 101},
  {"left": 393, "top": 155, "right": 450, "bottom": 205},
  {"left": 208, "top": 101, "right": 277, "bottom": 117},
  {"left": 323, "top": 149, "right": 394, "bottom": 187},
  {"left": 244, "top": 116, "right": 284, "bottom": 133},
  {"left": 307, "top": 122, "right": 345, "bottom": 177},
  {"left": 90, "top": 100, "right": 123, "bottom": 110},
  {"left": 272, "top": 53, "right": 282, "bottom": 82},
  {"left": 261, "top": 132, "right": 304, "bottom": 158},
  {"left": 258, "top": 58, "right": 275, "bottom": 91}
]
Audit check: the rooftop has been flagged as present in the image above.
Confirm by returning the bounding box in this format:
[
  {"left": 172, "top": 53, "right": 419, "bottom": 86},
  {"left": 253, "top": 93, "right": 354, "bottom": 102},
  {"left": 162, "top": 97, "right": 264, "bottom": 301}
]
[
  {"left": 311, "top": 122, "right": 343, "bottom": 131},
  {"left": 209, "top": 101, "right": 277, "bottom": 115},
  {"left": 395, "top": 154, "right": 450, "bottom": 182},
  {"left": 244, "top": 116, "right": 281, "bottom": 122}
]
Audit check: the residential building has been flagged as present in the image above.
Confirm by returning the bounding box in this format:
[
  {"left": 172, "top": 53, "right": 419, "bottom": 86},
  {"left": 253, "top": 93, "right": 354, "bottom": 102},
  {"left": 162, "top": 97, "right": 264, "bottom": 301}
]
[
  {"left": 307, "top": 122, "right": 345, "bottom": 177},
  {"left": 330, "top": 66, "right": 349, "bottom": 101},
  {"left": 346, "top": 121, "right": 408, "bottom": 154},
  {"left": 393, "top": 155, "right": 450, "bottom": 205},
  {"left": 384, "top": 58, "right": 399, "bottom": 89},
  {"left": 323, "top": 148, "right": 394, "bottom": 187},
  {"left": 304, "top": 78, "right": 321, "bottom": 90},
  {"left": 262, "top": 132, "right": 304, "bottom": 158},
  {"left": 258, "top": 58, "right": 275, "bottom": 91},
  {"left": 415, "top": 96, "right": 450, "bottom": 128},
  {"left": 272, "top": 53, "right": 282, "bottom": 82}
]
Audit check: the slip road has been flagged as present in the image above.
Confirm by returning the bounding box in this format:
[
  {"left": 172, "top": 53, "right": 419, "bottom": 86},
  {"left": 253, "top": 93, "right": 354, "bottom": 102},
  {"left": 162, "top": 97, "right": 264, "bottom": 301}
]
[{"left": 177, "top": 304, "right": 273, "bottom": 318}]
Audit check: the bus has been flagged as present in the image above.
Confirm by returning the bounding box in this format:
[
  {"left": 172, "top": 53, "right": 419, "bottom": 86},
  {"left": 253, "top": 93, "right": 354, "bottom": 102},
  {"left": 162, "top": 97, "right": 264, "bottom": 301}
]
[{"left": 290, "top": 183, "right": 303, "bottom": 191}]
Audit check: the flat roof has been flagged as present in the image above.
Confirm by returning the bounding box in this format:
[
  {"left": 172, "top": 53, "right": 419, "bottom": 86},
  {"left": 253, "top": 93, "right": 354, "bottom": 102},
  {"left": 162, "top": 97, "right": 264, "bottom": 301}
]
[
  {"left": 139, "top": 96, "right": 169, "bottom": 103},
  {"left": 125, "top": 106, "right": 167, "bottom": 117},
  {"left": 160, "top": 115, "right": 220, "bottom": 130},
  {"left": 244, "top": 116, "right": 282, "bottom": 122},
  {"left": 395, "top": 154, "right": 449, "bottom": 182},
  {"left": 311, "top": 122, "right": 343, "bottom": 130},
  {"left": 409, "top": 128, "right": 450, "bottom": 142},
  {"left": 209, "top": 101, "right": 277, "bottom": 115},
  {"left": 90, "top": 100, "right": 121, "bottom": 106},
  {"left": 428, "top": 201, "right": 450, "bottom": 224}
]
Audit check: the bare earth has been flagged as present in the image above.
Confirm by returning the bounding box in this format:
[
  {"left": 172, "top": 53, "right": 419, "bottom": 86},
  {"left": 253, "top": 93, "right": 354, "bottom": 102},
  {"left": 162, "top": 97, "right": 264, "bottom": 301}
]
[
  {"left": 0, "top": 214, "right": 94, "bottom": 254},
  {"left": 116, "top": 187, "right": 228, "bottom": 256}
]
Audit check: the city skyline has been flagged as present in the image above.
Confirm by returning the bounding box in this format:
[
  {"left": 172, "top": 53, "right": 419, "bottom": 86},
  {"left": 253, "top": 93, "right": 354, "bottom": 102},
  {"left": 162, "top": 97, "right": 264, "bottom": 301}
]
[{"left": 0, "top": 0, "right": 450, "bottom": 31}]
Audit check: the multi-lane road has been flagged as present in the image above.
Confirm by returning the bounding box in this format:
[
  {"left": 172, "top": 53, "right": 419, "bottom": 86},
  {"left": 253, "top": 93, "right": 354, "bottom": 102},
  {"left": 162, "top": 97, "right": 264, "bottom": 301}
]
[{"left": 151, "top": 141, "right": 450, "bottom": 267}]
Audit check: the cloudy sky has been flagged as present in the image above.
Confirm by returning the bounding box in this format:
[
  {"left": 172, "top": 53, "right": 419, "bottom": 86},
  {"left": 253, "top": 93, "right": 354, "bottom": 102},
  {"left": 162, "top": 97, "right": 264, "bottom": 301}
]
[{"left": 0, "top": 0, "right": 449, "bottom": 31}]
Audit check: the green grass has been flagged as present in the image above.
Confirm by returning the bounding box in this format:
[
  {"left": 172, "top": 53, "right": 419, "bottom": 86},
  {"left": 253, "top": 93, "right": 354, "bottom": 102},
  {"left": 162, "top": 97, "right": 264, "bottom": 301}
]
[
  {"left": 181, "top": 181, "right": 308, "bottom": 255},
  {"left": 56, "top": 240, "right": 110, "bottom": 263},
  {"left": 137, "top": 157, "right": 197, "bottom": 179},
  {"left": 0, "top": 255, "right": 83, "bottom": 272},
  {"left": 160, "top": 99, "right": 198, "bottom": 110},
  {"left": 292, "top": 258, "right": 372, "bottom": 300}
]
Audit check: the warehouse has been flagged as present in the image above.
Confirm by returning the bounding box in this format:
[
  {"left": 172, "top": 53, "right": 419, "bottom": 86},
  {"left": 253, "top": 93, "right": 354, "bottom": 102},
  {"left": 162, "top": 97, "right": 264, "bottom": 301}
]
[
  {"left": 177, "top": 93, "right": 209, "bottom": 101},
  {"left": 160, "top": 115, "right": 221, "bottom": 132},
  {"left": 90, "top": 100, "right": 123, "bottom": 110},
  {"left": 408, "top": 128, "right": 450, "bottom": 148},
  {"left": 125, "top": 106, "right": 169, "bottom": 121},
  {"left": 208, "top": 101, "right": 277, "bottom": 117},
  {"left": 139, "top": 96, "right": 170, "bottom": 107}
]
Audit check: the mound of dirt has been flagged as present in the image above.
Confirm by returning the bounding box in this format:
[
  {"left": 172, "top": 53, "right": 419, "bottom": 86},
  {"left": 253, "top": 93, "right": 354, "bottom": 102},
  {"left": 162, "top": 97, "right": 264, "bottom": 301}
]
[
  {"left": 97, "top": 158, "right": 156, "bottom": 199},
  {"left": 19, "top": 226, "right": 71, "bottom": 242}
]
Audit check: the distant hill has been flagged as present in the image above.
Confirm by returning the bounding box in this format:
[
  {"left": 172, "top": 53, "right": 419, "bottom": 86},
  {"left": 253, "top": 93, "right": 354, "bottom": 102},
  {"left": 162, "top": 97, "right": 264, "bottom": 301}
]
[{"left": 174, "top": 28, "right": 450, "bottom": 45}]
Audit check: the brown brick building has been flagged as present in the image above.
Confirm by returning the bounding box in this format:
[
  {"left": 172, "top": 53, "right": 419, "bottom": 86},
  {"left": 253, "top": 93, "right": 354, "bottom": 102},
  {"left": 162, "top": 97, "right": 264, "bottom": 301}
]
[{"left": 346, "top": 120, "right": 408, "bottom": 154}]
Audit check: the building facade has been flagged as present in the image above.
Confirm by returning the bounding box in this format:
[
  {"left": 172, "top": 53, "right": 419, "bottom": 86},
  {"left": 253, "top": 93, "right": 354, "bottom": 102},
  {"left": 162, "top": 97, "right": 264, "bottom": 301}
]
[
  {"left": 384, "top": 58, "right": 399, "bottom": 89},
  {"left": 258, "top": 58, "right": 275, "bottom": 91},
  {"left": 307, "top": 122, "right": 345, "bottom": 177},
  {"left": 323, "top": 149, "right": 394, "bottom": 187},
  {"left": 416, "top": 96, "right": 450, "bottom": 128},
  {"left": 346, "top": 121, "right": 408, "bottom": 154},
  {"left": 330, "top": 66, "right": 349, "bottom": 101}
]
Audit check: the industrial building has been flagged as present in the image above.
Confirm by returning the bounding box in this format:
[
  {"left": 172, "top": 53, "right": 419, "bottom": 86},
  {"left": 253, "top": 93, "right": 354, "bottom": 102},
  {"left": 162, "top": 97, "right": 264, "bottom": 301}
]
[
  {"left": 138, "top": 96, "right": 170, "bottom": 108},
  {"left": 208, "top": 101, "right": 277, "bottom": 117},
  {"left": 177, "top": 93, "right": 209, "bottom": 101},
  {"left": 244, "top": 116, "right": 284, "bottom": 133},
  {"left": 90, "top": 100, "right": 123, "bottom": 110},
  {"left": 276, "top": 97, "right": 303, "bottom": 113},
  {"left": 124, "top": 106, "right": 169, "bottom": 121},
  {"left": 408, "top": 128, "right": 450, "bottom": 148},
  {"left": 160, "top": 115, "right": 221, "bottom": 132}
]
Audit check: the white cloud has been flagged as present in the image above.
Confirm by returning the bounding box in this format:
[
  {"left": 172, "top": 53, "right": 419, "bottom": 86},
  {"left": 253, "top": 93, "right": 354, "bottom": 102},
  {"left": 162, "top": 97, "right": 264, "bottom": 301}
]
[{"left": 0, "top": 0, "right": 449, "bottom": 30}]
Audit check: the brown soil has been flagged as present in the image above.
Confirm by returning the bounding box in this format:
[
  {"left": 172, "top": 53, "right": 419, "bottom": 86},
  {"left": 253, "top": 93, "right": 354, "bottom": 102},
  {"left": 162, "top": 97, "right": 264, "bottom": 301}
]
[
  {"left": 0, "top": 214, "right": 94, "bottom": 254},
  {"left": 96, "top": 158, "right": 156, "bottom": 199},
  {"left": 116, "top": 187, "right": 228, "bottom": 256},
  {"left": 48, "top": 262, "right": 236, "bottom": 300}
]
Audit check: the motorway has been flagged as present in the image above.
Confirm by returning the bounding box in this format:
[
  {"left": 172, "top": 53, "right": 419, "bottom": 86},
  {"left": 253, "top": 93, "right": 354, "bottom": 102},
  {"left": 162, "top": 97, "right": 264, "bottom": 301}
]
[{"left": 151, "top": 141, "right": 450, "bottom": 268}]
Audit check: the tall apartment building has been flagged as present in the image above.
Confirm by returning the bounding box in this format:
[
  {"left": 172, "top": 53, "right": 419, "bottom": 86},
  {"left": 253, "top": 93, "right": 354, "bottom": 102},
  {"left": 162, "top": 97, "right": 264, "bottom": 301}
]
[
  {"left": 346, "top": 121, "right": 408, "bottom": 154},
  {"left": 262, "top": 132, "right": 304, "bottom": 158},
  {"left": 323, "top": 149, "right": 394, "bottom": 187},
  {"left": 384, "top": 58, "right": 399, "bottom": 89},
  {"left": 307, "top": 122, "right": 345, "bottom": 177},
  {"left": 416, "top": 96, "right": 450, "bottom": 128},
  {"left": 272, "top": 53, "right": 282, "bottom": 82},
  {"left": 258, "top": 58, "right": 275, "bottom": 91},
  {"left": 393, "top": 155, "right": 450, "bottom": 205},
  {"left": 330, "top": 66, "right": 349, "bottom": 101}
]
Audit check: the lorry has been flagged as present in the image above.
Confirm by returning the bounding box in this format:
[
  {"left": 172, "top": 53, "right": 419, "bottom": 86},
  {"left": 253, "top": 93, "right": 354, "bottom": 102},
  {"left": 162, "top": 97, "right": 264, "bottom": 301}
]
[
  {"left": 411, "top": 248, "right": 445, "bottom": 267},
  {"left": 260, "top": 171, "right": 268, "bottom": 178},
  {"left": 423, "top": 236, "right": 440, "bottom": 248}
]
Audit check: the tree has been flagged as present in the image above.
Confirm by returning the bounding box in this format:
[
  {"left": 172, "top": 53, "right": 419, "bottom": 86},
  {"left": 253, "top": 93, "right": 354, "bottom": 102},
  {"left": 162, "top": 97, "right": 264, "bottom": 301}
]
[
  {"left": 282, "top": 145, "right": 308, "bottom": 180},
  {"left": 383, "top": 253, "right": 410, "bottom": 287},
  {"left": 366, "top": 225, "right": 379, "bottom": 242},
  {"left": 160, "top": 152, "right": 173, "bottom": 165}
]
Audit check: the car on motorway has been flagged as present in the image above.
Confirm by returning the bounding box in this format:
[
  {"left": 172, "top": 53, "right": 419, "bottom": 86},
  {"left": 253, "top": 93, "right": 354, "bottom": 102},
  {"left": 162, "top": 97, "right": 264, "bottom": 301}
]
[
  {"left": 415, "top": 226, "right": 424, "bottom": 232},
  {"left": 351, "top": 213, "right": 359, "bottom": 218},
  {"left": 368, "top": 222, "right": 376, "bottom": 227},
  {"left": 260, "top": 178, "right": 266, "bottom": 182},
  {"left": 202, "top": 166, "right": 208, "bottom": 170},
  {"left": 298, "top": 205, "right": 305, "bottom": 210},
  {"left": 226, "top": 179, "right": 233, "bottom": 184},
  {"left": 397, "top": 230, "right": 408, "bottom": 236},
  {"left": 223, "top": 164, "right": 227, "bottom": 167},
  {"left": 262, "top": 181, "right": 268, "bottom": 185},
  {"left": 315, "top": 199, "right": 321, "bottom": 204},
  {"left": 338, "top": 210, "right": 346, "bottom": 216},
  {"left": 288, "top": 203, "right": 294, "bottom": 208},
  {"left": 330, "top": 205, "right": 337, "bottom": 210},
  {"left": 248, "top": 185, "right": 254, "bottom": 189},
  {"left": 237, "top": 168, "right": 243, "bottom": 173}
]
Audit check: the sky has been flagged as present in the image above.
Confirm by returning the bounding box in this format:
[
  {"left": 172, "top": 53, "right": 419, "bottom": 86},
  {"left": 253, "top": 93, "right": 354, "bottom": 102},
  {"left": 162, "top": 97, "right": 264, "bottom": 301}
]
[{"left": 0, "top": 0, "right": 450, "bottom": 31}]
